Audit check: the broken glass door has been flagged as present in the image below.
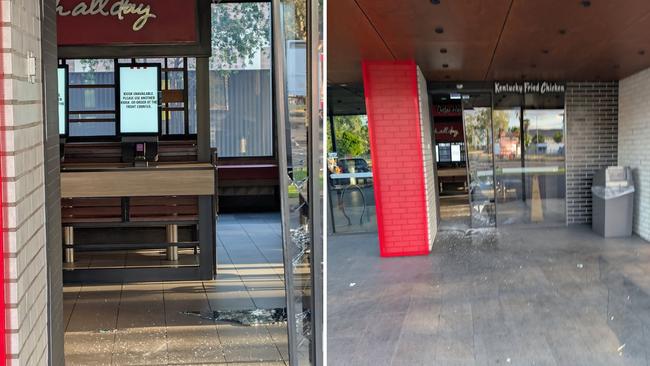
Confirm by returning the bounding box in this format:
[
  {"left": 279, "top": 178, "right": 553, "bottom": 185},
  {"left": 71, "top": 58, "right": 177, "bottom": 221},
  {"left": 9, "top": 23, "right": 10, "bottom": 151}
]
[
  {"left": 272, "top": 0, "right": 321, "bottom": 364},
  {"left": 462, "top": 93, "right": 497, "bottom": 228}
]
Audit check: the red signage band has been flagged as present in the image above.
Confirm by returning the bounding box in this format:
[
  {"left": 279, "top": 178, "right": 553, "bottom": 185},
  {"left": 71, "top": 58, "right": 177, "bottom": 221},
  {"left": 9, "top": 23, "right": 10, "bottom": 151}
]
[
  {"left": 57, "top": 0, "right": 198, "bottom": 46},
  {"left": 434, "top": 122, "right": 464, "bottom": 143}
]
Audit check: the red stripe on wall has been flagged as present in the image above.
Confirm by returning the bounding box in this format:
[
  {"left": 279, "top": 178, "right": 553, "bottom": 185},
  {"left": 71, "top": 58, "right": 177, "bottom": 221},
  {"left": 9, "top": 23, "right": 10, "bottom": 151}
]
[{"left": 362, "top": 60, "right": 431, "bottom": 257}]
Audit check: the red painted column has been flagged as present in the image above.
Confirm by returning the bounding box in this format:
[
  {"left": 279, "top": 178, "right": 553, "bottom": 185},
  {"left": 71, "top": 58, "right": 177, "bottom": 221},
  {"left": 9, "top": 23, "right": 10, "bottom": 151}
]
[{"left": 362, "top": 60, "right": 431, "bottom": 257}]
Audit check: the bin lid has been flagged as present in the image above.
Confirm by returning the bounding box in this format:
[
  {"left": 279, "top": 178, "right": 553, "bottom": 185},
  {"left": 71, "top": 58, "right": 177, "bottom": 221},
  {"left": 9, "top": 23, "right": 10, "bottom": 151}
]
[{"left": 605, "top": 167, "right": 629, "bottom": 187}]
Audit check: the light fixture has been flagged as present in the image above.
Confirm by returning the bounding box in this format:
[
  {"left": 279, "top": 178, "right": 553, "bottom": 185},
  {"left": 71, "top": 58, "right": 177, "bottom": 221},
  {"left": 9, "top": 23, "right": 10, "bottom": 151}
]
[
  {"left": 580, "top": 0, "right": 591, "bottom": 7},
  {"left": 559, "top": 29, "right": 567, "bottom": 35},
  {"left": 639, "top": 50, "right": 646, "bottom": 56},
  {"left": 442, "top": 63, "right": 449, "bottom": 68},
  {"left": 440, "top": 48, "right": 447, "bottom": 54},
  {"left": 431, "top": 0, "right": 441, "bottom": 4},
  {"left": 542, "top": 49, "right": 550, "bottom": 54},
  {"left": 435, "top": 26, "right": 444, "bottom": 34},
  {"left": 456, "top": 83, "right": 464, "bottom": 89}
]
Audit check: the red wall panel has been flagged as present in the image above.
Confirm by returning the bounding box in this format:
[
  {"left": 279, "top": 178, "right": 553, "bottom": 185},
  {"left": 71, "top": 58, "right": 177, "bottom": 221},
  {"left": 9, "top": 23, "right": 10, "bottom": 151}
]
[
  {"left": 362, "top": 61, "right": 431, "bottom": 257},
  {"left": 57, "top": 0, "right": 198, "bottom": 46}
]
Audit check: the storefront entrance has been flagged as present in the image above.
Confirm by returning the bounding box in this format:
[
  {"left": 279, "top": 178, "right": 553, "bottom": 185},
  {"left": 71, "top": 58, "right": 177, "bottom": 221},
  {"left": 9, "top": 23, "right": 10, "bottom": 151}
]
[{"left": 432, "top": 82, "right": 567, "bottom": 229}]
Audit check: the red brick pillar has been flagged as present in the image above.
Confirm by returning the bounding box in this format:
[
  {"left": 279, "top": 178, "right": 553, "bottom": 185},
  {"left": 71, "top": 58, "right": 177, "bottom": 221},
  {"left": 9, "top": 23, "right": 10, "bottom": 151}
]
[{"left": 362, "top": 60, "right": 433, "bottom": 257}]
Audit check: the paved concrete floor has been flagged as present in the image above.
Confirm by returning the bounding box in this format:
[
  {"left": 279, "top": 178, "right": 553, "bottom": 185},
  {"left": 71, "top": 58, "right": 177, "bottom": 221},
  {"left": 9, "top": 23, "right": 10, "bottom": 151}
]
[
  {"left": 328, "top": 225, "right": 650, "bottom": 366},
  {"left": 64, "top": 213, "right": 288, "bottom": 366}
]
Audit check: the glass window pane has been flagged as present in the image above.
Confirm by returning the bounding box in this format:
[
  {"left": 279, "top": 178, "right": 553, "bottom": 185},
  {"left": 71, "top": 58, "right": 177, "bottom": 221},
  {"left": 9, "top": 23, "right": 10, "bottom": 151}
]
[
  {"left": 167, "top": 72, "right": 184, "bottom": 90},
  {"left": 523, "top": 108, "right": 566, "bottom": 224},
  {"left": 209, "top": 2, "right": 272, "bottom": 157},
  {"left": 69, "top": 121, "right": 116, "bottom": 137},
  {"left": 67, "top": 59, "right": 115, "bottom": 85},
  {"left": 327, "top": 115, "right": 377, "bottom": 234},
  {"left": 70, "top": 88, "right": 115, "bottom": 111},
  {"left": 167, "top": 111, "right": 185, "bottom": 135}
]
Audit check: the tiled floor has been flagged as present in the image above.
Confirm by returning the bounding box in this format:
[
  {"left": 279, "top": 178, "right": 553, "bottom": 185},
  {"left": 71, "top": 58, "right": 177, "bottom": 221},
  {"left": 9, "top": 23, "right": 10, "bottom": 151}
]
[
  {"left": 64, "top": 213, "right": 288, "bottom": 366},
  {"left": 329, "top": 224, "right": 650, "bottom": 366}
]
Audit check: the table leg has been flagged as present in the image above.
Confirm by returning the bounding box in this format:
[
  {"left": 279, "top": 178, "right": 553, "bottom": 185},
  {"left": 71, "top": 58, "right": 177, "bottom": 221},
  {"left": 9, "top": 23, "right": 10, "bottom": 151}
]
[
  {"left": 64, "top": 226, "right": 74, "bottom": 263},
  {"left": 166, "top": 224, "right": 179, "bottom": 261}
]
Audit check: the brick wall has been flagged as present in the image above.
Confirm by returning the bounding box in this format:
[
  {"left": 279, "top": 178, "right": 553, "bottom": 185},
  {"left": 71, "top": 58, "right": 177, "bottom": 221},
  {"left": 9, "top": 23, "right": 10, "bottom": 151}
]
[
  {"left": 619, "top": 70, "right": 650, "bottom": 241},
  {"left": 1, "top": 0, "right": 49, "bottom": 364},
  {"left": 362, "top": 61, "right": 431, "bottom": 257},
  {"left": 565, "top": 82, "right": 619, "bottom": 225},
  {"left": 416, "top": 67, "right": 438, "bottom": 249}
]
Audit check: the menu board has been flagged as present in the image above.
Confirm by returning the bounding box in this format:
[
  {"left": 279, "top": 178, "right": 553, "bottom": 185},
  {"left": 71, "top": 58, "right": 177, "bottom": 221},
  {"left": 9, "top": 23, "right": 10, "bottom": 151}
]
[
  {"left": 58, "top": 67, "right": 67, "bottom": 135},
  {"left": 119, "top": 66, "right": 160, "bottom": 134}
]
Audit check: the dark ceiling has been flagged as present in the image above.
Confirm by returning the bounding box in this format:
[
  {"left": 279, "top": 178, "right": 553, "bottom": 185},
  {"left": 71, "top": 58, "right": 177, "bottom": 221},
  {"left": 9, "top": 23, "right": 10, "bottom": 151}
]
[{"left": 328, "top": 0, "right": 650, "bottom": 83}]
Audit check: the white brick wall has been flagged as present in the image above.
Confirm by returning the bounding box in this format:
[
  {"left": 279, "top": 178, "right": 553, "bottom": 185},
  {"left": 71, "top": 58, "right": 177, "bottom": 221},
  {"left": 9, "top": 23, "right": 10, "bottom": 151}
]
[
  {"left": 1, "top": 0, "right": 49, "bottom": 364},
  {"left": 619, "top": 69, "right": 650, "bottom": 241},
  {"left": 417, "top": 67, "right": 438, "bottom": 249}
]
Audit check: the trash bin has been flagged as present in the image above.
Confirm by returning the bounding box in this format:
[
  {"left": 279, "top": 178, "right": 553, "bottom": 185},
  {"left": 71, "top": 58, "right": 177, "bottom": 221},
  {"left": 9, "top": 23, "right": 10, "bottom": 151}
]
[{"left": 591, "top": 166, "right": 635, "bottom": 237}]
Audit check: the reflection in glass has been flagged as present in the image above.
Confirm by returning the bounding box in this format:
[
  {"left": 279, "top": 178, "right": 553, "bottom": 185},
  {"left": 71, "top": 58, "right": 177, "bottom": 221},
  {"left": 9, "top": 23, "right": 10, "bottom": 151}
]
[
  {"left": 326, "top": 115, "right": 377, "bottom": 233},
  {"left": 491, "top": 91, "right": 566, "bottom": 225},
  {"left": 523, "top": 108, "right": 566, "bottom": 224},
  {"left": 493, "top": 104, "right": 526, "bottom": 225},
  {"left": 207, "top": 2, "right": 273, "bottom": 157},
  {"left": 462, "top": 94, "right": 496, "bottom": 227}
]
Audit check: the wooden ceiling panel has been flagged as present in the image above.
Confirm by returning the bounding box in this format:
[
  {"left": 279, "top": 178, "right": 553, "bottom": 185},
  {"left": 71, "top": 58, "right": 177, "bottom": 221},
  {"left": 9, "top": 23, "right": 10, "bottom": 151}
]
[
  {"left": 573, "top": 11, "right": 650, "bottom": 80},
  {"left": 401, "top": 41, "right": 499, "bottom": 81},
  {"left": 327, "top": 0, "right": 394, "bottom": 83},
  {"left": 355, "top": 0, "right": 511, "bottom": 81},
  {"left": 328, "top": 0, "right": 650, "bottom": 83},
  {"left": 487, "top": 0, "right": 650, "bottom": 80}
]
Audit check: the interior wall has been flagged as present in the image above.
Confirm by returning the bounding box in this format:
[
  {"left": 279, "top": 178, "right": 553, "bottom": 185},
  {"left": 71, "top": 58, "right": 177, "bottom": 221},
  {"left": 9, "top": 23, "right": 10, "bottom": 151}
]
[
  {"left": 618, "top": 71, "right": 650, "bottom": 241},
  {"left": 1, "top": 0, "right": 50, "bottom": 363},
  {"left": 40, "top": 0, "right": 64, "bottom": 364}
]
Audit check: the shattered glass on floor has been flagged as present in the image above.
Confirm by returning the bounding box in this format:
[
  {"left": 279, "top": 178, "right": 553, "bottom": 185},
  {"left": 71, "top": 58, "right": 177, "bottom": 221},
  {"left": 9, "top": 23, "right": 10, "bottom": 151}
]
[{"left": 180, "top": 307, "right": 288, "bottom": 326}]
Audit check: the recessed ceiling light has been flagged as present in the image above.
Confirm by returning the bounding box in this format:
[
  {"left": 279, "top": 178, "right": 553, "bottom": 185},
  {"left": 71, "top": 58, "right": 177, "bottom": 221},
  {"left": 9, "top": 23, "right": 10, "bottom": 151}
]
[
  {"left": 440, "top": 48, "right": 447, "bottom": 54},
  {"left": 435, "top": 26, "right": 444, "bottom": 34},
  {"left": 639, "top": 50, "right": 646, "bottom": 55},
  {"left": 580, "top": 0, "right": 591, "bottom": 7},
  {"left": 431, "top": 0, "right": 441, "bottom": 4},
  {"left": 340, "top": 83, "right": 348, "bottom": 87},
  {"left": 559, "top": 29, "right": 567, "bottom": 35},
  {"left": 542, "top": 49, "right": 550, "bottom": 54},
  {"left": 444, "top": 75, "right": 450, "bottom": 79},
  {"left": 442, "top": 63, "right": 449, "bottom": 68}
]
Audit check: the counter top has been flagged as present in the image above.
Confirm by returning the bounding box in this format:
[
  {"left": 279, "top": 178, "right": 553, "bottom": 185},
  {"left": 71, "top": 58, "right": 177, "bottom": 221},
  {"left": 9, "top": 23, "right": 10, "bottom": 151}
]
[{"left": 61, "top": 163, "right": 215, "bottom": 198}]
